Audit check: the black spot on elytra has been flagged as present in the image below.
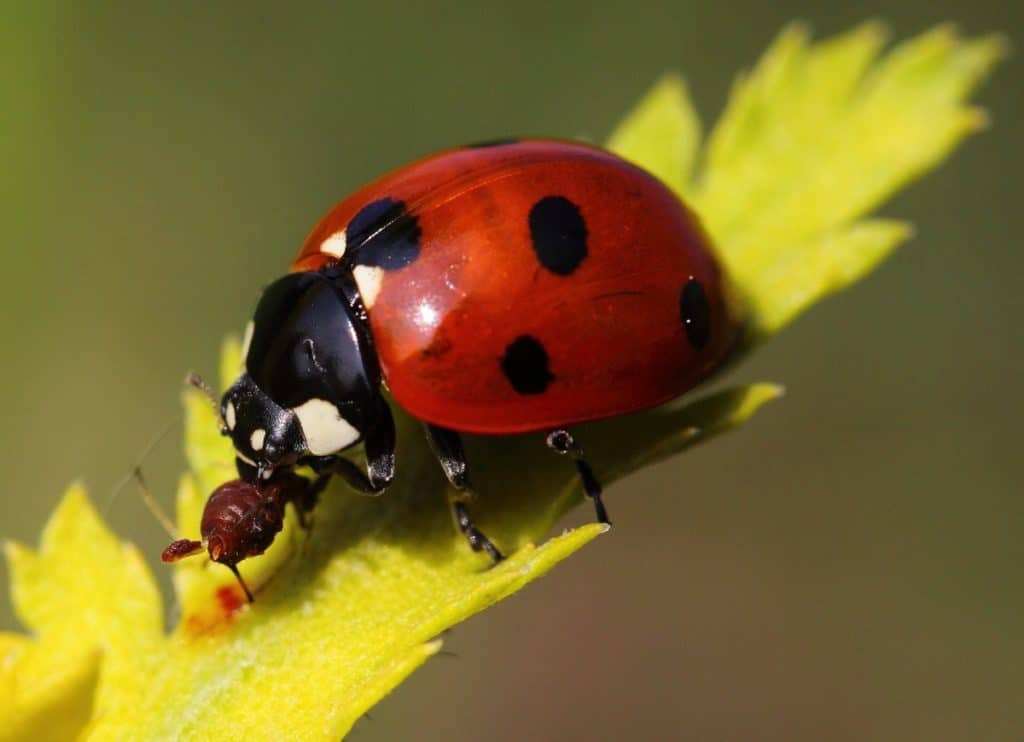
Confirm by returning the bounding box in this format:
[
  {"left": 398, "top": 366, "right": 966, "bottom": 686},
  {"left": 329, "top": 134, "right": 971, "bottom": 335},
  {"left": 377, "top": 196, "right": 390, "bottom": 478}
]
[
  {"left": 679, "top": 278, "right": 710, "bottom": 349},
  {"left": 346, "top": 197, "right": 421, "bottom": 270},
  {"left": 465, "top": 137, "right": 519, "bottom": 149},
  {"left": 528, "top": 196, "right": 588, "bottom": 276},
  {"left": 500, "top": 335, "right": 554, "bottom": 395}
]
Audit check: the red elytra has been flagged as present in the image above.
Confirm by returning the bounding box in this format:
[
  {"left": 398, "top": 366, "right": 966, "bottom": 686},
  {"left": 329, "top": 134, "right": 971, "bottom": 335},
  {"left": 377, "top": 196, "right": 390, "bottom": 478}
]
[{"left": 293, "top": 139, "right": 743, "bottom": 434}]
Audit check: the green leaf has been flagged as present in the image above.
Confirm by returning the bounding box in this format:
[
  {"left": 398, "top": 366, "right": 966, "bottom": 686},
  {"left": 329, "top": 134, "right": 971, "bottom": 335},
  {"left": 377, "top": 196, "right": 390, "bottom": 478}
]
[{"left": 0, "top": 631, "right": 100, "bottom": 742}]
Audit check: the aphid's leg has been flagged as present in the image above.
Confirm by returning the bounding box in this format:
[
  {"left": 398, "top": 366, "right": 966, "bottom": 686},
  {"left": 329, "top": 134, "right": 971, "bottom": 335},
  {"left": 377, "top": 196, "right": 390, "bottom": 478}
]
[
  {"left": 545, "top": 429, "right": 611, "bottom": 525},
  {"left": 424, "top": 424, "right": 504, "bottom": 563}
]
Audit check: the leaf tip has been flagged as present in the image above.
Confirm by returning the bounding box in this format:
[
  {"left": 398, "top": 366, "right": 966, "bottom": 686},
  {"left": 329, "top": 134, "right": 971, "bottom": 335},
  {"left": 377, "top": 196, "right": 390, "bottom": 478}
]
[
  {"left": 778, "top": 20, "right": 812, "bottom": 44},
  {"left": 963, "top": 105, "right": 993, "bottom": 132},
  {"left": 37, "top": 482, "right": 102, "bottom": 551},
  {"left": 3, "top": 538, "right": 27, "bottom": 566},
  {"left": 853, "top": 18, "right": 890, "bottom": 43}
]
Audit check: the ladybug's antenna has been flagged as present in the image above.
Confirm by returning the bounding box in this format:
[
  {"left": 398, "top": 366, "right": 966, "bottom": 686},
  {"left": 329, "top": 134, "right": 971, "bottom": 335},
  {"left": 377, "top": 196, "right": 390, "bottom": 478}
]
[
  {"left": 225, "top": 563, "right": 255, "bottom": 603},
  {"left": 186, "top": 371, "right": 228, "bottom": 433}
]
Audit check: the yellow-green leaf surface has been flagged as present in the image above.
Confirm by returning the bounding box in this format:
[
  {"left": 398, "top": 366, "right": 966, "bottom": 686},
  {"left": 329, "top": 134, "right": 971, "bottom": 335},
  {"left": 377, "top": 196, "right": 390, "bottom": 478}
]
[
  {"left": 1, "top": 22, "right": 1000, "bottom": 741},
  {"left": 0, "top": 631, "right": 100, "bottom": 742},
  {"left": 606, "top": 73, "right": 702, "bottom": 197}
]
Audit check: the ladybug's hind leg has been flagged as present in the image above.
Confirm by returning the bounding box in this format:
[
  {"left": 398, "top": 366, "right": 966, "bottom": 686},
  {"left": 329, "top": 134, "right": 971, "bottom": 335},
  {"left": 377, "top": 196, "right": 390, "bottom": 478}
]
[
  {"left": 546, "top": 430, "right": 611, "bottom": 526},
  {"left": 424, "top": 424, "right": 504, "bottom": 563}
]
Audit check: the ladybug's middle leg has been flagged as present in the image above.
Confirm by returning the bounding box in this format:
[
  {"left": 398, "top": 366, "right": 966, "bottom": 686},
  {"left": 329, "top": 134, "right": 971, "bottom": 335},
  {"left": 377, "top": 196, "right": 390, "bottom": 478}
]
[
  {"left": 546, "top": 429, "right": 611, "bottom": 526},
  {"left": 424, "top": 424, "right": 504, "bottom": 563}
]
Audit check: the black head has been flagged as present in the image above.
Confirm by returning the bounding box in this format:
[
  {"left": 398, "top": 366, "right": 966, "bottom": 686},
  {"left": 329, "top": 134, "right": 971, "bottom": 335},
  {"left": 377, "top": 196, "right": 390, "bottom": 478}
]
[{"left": 221, "top": 271, "right": 384, "bottom": 480}]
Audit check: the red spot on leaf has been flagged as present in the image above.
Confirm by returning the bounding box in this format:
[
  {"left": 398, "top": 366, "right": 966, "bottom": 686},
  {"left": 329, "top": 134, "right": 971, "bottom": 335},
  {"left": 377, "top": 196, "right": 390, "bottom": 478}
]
[
  {"left": 216, "top": 585, "right": 247, "bottom": 616},
  {"left": 180, "top": 584, "right": 249, "bottom": 637}
]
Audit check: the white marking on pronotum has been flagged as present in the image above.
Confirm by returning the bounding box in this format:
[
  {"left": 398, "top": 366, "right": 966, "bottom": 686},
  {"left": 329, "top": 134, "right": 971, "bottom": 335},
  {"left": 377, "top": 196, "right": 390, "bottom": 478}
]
[
  {"left": 240, "top": 321, "right": 255, "bottom": 364},
  {"left": 292, "top": 398, "right": 360, "bottom": 455},
  {"left": 225, "top": 401, "right": 237, "bottom": 431},
  {"left": 352, "top": 265, "right": 384, "bottom": 309},
  {"left": 320, "top": 230, "right": 347, "bottom": 258},
  {"left": 250, "top": 428, "right": 267, "bottom": 451}
]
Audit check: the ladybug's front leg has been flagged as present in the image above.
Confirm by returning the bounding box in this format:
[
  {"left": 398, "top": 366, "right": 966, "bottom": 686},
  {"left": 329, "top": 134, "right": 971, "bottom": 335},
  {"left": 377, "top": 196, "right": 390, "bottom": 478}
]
[
  {"left": 308, "top": 400, "right": 397, "bottom": 495},
  {"left": 424, "top": 424, "right": 504, "bottom": 563},
  {"left": 308, "top": 456, "right": 388, "bottom": 495}
]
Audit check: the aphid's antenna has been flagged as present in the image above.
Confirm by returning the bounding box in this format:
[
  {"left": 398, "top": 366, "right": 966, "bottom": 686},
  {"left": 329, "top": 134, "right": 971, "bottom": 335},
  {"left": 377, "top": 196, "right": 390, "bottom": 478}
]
[
  {"left": 225, "top": 563, "right": 255, "bottom": 603},
  {"left": 106, "top": 414, "right": 180, "bottom": 519},
  {"left": 133, "top": 466, "right": 179, "bottom": 539},
  {"left": 186, "top": 371, "right": 228, "bottom": 433}
]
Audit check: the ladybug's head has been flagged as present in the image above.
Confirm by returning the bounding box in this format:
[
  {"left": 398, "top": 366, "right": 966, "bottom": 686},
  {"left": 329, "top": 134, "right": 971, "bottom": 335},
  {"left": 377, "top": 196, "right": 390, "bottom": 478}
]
[
  {"left": 221, "top": 374, "right": 306, "bottom": 479},
  {"left": 221, "top": 271, "right": 385, "bottom": 482}
]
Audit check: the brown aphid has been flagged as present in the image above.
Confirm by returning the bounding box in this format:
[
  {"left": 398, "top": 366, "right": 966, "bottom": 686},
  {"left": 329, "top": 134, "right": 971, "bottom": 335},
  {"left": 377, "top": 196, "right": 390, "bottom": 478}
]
[{"left": 162, "top": 471, "right": 323, "bottom": 602}]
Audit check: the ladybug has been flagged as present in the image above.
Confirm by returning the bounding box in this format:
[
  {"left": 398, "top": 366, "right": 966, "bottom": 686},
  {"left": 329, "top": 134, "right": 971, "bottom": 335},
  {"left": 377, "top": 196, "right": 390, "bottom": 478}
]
[{"left": 203, "top": 138, "right": 742, "bottom": 577}]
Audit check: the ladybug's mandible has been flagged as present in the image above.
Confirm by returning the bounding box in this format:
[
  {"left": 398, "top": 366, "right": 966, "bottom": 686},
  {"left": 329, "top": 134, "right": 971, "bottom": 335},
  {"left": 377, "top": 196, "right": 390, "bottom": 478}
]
[{"left": 188, "top": 139, "right": 743, "bottom": 587}]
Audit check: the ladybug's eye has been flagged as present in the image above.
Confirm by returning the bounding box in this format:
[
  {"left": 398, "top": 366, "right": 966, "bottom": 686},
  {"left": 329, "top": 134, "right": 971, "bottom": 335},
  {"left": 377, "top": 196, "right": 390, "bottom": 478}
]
[{"left": 679, "top": 278, "right": 710, "bottom": 350}]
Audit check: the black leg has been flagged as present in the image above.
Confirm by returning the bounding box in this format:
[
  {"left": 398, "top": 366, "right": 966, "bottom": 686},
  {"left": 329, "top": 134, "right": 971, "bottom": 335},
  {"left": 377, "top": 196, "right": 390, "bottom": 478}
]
[
  {"left": 424, "top": 424, "right": 504, "bottom": 562},
  {"left": 308, "top": 455, "right": 389, "bottom": 495},
  {"left": 451, "top": 500, "right": 504, "bottom": 563},
  {"left": 363, "top": 398, "right": 396, "bottom": 490},
  {"left": 282, "top": 472, "right": 329, "bottom": 531},
  {"left": 424, "top": 423, "right": 470, "bottom": 489},
  {"left": 546, "top": 429, "right": 611, "bottom": 525},
  {"left": 306, "top": 400, "right": 396, "bottom": 496}
]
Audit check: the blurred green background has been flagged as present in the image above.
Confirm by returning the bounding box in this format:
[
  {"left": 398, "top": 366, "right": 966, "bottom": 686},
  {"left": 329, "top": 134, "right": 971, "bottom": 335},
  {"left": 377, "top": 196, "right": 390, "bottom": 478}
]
[{"left": 2, "top": 2, "right": 1020, "bottom": 739}]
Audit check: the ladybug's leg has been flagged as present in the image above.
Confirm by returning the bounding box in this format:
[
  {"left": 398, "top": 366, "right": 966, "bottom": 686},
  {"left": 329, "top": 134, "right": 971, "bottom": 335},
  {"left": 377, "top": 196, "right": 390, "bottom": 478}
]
[
  {"left": 286, "top": 473, "right": 328, "bottom": 557},
  {"left": 308, "top": 456, "right": 389, "bottom": 495},
  {"left": 545, "top": 430, "right": 611, "bottom": 525},
  {"left": 307, "top": 399, "right": 396, "bottom": 495},
  {"left": 276, "top": 471, "right": 329, "bottom": 532},
  {"left": 424, "top": 424, "right": 504, "bottom": 563},
  {"left": 363, "top": 398, "right": 397, "bottom": 490}
]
